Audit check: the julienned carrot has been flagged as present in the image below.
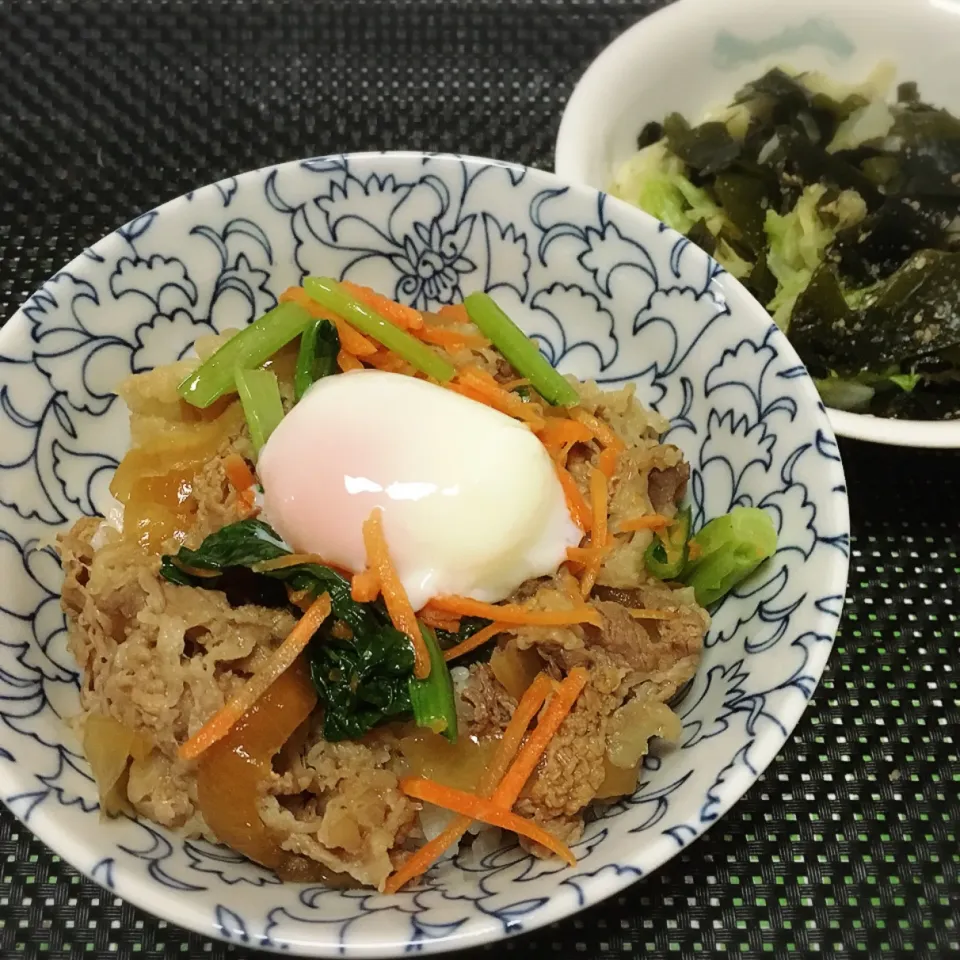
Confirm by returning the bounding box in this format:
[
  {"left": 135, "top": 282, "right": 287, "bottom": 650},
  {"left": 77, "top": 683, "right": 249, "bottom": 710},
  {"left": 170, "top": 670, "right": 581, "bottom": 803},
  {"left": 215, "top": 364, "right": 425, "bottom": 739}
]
[
  {"left": 280, "top": 287, "right": 378, "bottom": 356},
  {"left": 435, "top": 304, "right": 471, "bottom": 324},
  {"left": 580, "top": 468, "right": 609, "bottom": 598},
  {"left": 571, "top": 408, "right": 625, "bottom": 456},
  {"left": 252, "top": 553, "right": 336, "bottom": 573},
  {"left": 398, "top": 778, "right": 575, "bottom": 865},
  {"left": 351, "top": 568, "right": 379, "bottom": 603},
  {"left": 628, "top": 608, "right": 679, "bottom": 620},
  {"left": 383, "top": 818, "right": 470, "bottom": 894},
  {"left": 418, "top": 607, "right": 462, "bottom": 634},
  {"left": 537, "top": 418, "right": 593, "bottom": 459},
  {"left": 492, "top": 666, "right": 589, "bottom": 807},
  {"left": 223, "top": 453, "right": 256, "bottom": 492},
  {"left": 286, "top": 586, "right": 314, "bottom": 612},
  {"left": 235, "top": 487, "right": 259, "bottom": 519},
  {"left": 363, "top": 509, "right": 430, "bottom": 679},
  {"left": 418, "top": 326, "right": 490, "bottom": 351},
  {"left": 617, "top": 513, "right": 670, "bottom": 533},
  {"left": 337, "top": 349, "right": 364, "bottom": 372},
  {"left": 598, "top": 446, "right": 620, "bottom": 479},
  {"left": 178, "top": 593, "right": 332, "bottom": 761},
  {"left": 365, "top": 350, "right": 414, "bottom": 375},
  {"left": 340, "top": 280, "right": 424, "bottom": 330},
  {"left": 443, "top": 621, "right": 509, "bottom": 662},
  {"left": 453, "top": 366, "right": 546, "bottom": 429},
  {"left": 426, "top": 595, "right": 602, "bottom": 627},
  {"left": 384, "top": 674, "right": 554, "bottom": 893},
  {"left": 477, "top": 672, "right": 555, "bottom": 794},
  {"left": 555, "top": 463, "right": 592, "bottom": 532}
]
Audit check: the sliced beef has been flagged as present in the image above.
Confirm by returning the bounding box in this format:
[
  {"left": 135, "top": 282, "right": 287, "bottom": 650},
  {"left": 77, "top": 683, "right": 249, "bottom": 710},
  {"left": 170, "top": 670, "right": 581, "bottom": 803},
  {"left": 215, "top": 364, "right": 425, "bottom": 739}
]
[{"left": 647, "top": 461, "right": 690, "bottom": 513}]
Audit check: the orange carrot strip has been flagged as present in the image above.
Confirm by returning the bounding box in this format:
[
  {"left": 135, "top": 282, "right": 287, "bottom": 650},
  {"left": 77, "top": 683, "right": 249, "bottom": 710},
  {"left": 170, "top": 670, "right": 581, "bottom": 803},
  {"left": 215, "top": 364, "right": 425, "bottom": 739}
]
[
  {"left": 435, "top": 304, "right": 471, "bottom": 324},
  {"left": 178, "top": 593, "right": 332, "bottom": 761},
  {"left": 280, "top": 287, "right": 379, "bottom": 356},
  {"left": 385, "top": 674, "right": 554, "bottom": 892},
  {"left": 570, "top": 408, "right": 625, "bottom": 452},
  {"left": 171, "top": 560, "right": 221, "bottom": 579},
  {"left": 580, "top": 468, "right": 609, "bottom": 598},
  {"left": 537, "top": 418, "right": 593, "bottom": 457},
  {"left": 443, "top": 622, "right": 509, "bottom": 662},
  {"left": 617, "top": 513, "right": 670, "bottom": 533},
  {"left": 365, "top": 350, "right": 414, "bottom": 374},
  {"left": 628, "top": 608, "right": 679, "bottom": 620},
  {"left": 565, "top": 545, "right": 598, "bottom": 567},
  {"left": 502, "top": 377, "right": 531, "bottom": 392},
  {"left": 479, "top": 673, "right": 555, "bottom": 794},
  {"left": 363, "top": 509, "right": 430, "bottom": 678},
  {"left": 555, "top": 463, "right": 592, "bottom": 532},
  {"left": 492, "top": 666, "right": 589, "bottom": 807},
  {"left": 419, "top": 607, "right": 462, "bottom": 633},
  {"left": 286, "top": 586, "right": 314, "bottom": 613},
  {"left": 399, "top": 778, "right": 575, "bottom": 865},
  {"left": 251, "top": 553, "right": 336, "bottom": 573},
  {"left": 445, "top": 380, "right": 496, "bottom": 408},
  {"left": 351, "top": 568, "right": 380, "bottom": 603},
  {"left": 341, "top": 280, "right": 424, "bottom": 330},
  {"left": 236, "top": 487, "right": 259, "bottom": 519},
  {"left": 418, "top": 326, "right": 491, "bottom": 351},
  {"left": 598, "top": 446, "right": 620, "bottom": 479},
  {"left": 223, "top": 453, "right": 256, "bottom": 492},
  {"left": 426, "top": 596, "right": 602, "bottom": 627},
  {"left": 558, "top": 567, "right": 583, "bottom": 602},
  {"left": 337, "top": 349, "right": 364, "bottom": 372},
  {"left": 383, "top": 819, "right": 472, "bottom": 895},
  {"left": 455, "top": 366, "right": 546, "bottom": 429}
]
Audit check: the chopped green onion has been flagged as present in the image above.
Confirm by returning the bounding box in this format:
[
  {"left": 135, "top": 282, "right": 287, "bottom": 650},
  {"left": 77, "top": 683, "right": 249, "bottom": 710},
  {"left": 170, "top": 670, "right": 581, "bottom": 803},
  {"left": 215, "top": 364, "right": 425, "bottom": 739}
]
[
  {"left": 235, "top": 368, "right": 284, "bottom": 456},
  {"left": 178, "top": 302, "right": 313, "bottom": 408},
  {"left": 303, "top": 277, "right": 456, "bottom": 383},
  {"left": 682, "top": 506, "right": 777, "bottom": 606},
  {"left": 295, "top": 318, "right": 340, "bottom": 401},
  {"left": 463, "top": 291, "right": 580, "bottom": 407},
  {"left": 408, "top": 624, "right": 458, "bottom": 743},
  {"left": 644, "top": 505, "right": 692, "bottom": 580}
]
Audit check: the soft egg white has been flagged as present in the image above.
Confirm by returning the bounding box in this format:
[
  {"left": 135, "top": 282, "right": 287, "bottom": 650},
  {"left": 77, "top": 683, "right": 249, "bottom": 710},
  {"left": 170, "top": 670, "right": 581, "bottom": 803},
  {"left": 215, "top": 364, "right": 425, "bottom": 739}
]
[{"left": 257, "top": 370, "right": 581, "bottom": 611}]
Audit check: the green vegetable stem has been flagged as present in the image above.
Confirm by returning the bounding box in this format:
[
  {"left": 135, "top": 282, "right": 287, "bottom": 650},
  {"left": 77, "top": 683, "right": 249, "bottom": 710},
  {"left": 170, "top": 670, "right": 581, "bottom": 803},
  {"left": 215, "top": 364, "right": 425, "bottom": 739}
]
[
  {"left": 463, "top": 292, "right": 580, "bottom": 406},
  {"left": 303, "top": 277, "right": 456, "bottom": 382},
  {"left": 295, "top": 318, "right": 340, "bottom": 401},
  {"left": 682, "top": 506, "right": 777, "bottom": 606},
  {"left": 178, "top": 301, "right": 313, "bottom": 408},
  {"left": 408, "top": 625, "right": 458, "bottom": 743},
  {"left": 644, "top": 506, "right": 692, "bottom": 580},
  {"left": 235, "top": 368, "right": 284, "bottom": 456}
]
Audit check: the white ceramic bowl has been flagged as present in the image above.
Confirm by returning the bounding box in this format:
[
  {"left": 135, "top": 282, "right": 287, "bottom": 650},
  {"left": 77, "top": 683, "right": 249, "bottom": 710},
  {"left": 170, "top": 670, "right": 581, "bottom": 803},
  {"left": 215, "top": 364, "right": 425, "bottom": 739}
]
[
  {"left": 0, "top": 152, "right": 848, "bottom": 955},
  {"left": 555, "top": 0, "right": 960, "bottom": 449}
]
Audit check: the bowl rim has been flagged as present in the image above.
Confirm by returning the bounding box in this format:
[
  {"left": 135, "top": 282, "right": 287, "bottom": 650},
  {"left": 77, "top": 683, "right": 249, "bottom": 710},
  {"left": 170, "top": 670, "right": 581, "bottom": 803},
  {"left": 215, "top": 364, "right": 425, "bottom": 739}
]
[
  {"left": 0, "top": 149, "right": 850, "bottom": 956},
  {"left": 554, "top": 0, "right": 960, "bottom": 449}
]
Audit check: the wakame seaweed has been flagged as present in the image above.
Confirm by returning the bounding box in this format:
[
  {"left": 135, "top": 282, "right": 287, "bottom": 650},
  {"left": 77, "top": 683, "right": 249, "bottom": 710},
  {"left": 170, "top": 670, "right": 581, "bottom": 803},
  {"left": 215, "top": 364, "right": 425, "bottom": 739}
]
[{"left": 612, "top": 66, "right": 960, "bottom": 419}]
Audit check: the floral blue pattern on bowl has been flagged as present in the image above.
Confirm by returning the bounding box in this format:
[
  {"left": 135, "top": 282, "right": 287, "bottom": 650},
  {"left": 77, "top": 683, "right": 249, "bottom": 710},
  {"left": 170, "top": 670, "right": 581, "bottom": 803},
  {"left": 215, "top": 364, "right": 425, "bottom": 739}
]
[{"left": 0, "top": 152, "right": 848, "bottom": 956}]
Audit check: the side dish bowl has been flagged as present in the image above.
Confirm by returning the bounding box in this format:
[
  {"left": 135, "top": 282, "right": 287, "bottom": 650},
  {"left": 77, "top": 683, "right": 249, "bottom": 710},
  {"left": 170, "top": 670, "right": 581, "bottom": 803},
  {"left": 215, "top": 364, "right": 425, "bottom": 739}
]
[
  {"left": 0, "top": 152, "right": 848, "bottom": 955},
  {"left": 555, "top": 0, "right": 960, "bottom": 448}
]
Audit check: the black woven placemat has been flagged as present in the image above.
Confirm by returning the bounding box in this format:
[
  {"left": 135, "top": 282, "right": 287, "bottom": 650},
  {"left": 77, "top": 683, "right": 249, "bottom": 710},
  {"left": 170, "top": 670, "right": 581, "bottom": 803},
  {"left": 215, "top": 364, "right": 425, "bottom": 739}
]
[{"left": 1, "top": 1, "right": 958, "bottom": 956}]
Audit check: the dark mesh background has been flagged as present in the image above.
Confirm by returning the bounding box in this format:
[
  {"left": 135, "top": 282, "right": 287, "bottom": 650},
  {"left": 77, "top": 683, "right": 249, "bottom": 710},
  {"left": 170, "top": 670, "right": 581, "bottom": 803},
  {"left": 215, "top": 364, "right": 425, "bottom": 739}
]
[{"left": 1, "top": 1, "right": 958, "bottom": 957}]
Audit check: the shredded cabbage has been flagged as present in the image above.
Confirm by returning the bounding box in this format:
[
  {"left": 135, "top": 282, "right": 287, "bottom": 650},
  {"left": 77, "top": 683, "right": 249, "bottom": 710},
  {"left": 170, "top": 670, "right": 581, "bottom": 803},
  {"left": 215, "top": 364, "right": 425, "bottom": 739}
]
[
  {"left": 764, "top": 185, "right": 867, "bottom": 330},
  {"left": 611, "top": 144, "right": 724, "bottom": 233},
  {"left": 610, "top": 143, "right": 744, "bottom": 272}
]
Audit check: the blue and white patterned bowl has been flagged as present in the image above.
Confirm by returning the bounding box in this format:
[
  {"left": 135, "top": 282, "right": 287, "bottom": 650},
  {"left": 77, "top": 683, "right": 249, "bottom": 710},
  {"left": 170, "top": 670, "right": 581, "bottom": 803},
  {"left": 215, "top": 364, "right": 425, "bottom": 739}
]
[{"left": 0, "top": 153, "right": 849, "bottom": 956}]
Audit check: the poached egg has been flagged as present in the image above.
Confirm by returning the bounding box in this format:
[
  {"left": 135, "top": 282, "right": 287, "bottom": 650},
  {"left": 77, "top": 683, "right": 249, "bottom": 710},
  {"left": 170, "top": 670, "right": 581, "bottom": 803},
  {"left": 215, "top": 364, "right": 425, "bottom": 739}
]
[{"left": 257, "top": 370, "right": 581, "bottom": 611}]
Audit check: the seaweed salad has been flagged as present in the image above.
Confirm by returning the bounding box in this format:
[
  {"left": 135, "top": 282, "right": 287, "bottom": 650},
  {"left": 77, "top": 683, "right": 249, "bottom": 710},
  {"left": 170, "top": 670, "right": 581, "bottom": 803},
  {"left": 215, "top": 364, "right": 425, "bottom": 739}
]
[{"left": 611, "top": 65, "right": 960, "bottom": 420}]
